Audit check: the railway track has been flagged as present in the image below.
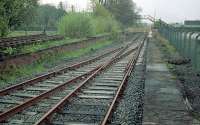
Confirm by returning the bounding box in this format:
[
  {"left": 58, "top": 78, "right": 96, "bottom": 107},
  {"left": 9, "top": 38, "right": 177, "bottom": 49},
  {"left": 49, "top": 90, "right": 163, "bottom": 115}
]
[
  {"left": 0, "top": 34, "right": 64, "bottom": 49},
  {"left": 0, "top": 47, "right": 123, "bottom": 124},
  {"left": 0, "top": 34, "right": 146, "bottom": 125},
  {"left": 35, "top": 37, "right": 145, "bottom": 125}
]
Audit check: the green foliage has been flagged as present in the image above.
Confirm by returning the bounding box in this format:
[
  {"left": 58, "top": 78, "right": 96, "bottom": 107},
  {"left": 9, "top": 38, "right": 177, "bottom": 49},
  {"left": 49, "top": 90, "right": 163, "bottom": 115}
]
[
  {"left": 100, "top": 0, "right": 141, "bottom": 27},
  {"left": 154, "top": 20, "right": 161, "bottom": 29},
  {"left": 61, "top": 40, "right": 112, "bottom": 58},
  {"left": 156, "top": 33, "right": 176, "bottom": 54},
  {"left": 19, "top": 0, "right": 38, "bottom": 28},
  {"left": 58, "top": 12, "right": 93, "bottom": 38},
  {"left": 1, "top": 47, "right": 17, "bottom": 55},
  {"left": 58, "top": 4, "right": 121, "bottom": 38},
  {"left": 93, "top": 3, "right": 111, "bottom": 17},
  {"left": 36, "top": 4, "right": 66, "bottom": 32},
  {"left": 0, "top": 0, "right": 38, "bottom": 37},
  {"left": 0, "top": 1, "right": 65, "bottom": 35},
  {"left": 91, "top": 16, "right": 120, "bottom": 34},
  {"left": 92, "top": 3, "right": 121, "bottom": 34},
  {"left": 0, "top": 18, "right": 9, "bottom": 37}
]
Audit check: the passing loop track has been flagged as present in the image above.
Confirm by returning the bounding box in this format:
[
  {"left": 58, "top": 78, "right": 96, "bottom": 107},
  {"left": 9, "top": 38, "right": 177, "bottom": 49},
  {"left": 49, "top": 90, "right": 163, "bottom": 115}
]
[{"left": 0, "top": 34, "right": 146, "bottom": 124}]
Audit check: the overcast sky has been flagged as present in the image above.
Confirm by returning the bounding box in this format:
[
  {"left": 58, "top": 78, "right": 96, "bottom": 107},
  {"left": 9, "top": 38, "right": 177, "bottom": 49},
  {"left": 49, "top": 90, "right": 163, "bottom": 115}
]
[{"left": 40, "top": 0, "right": 200, "bottom": 23}]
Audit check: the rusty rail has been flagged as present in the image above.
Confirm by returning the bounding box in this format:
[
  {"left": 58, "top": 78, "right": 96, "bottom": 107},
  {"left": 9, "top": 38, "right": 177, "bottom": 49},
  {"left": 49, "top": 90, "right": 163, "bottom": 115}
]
[{"left": 0, "top": 66, "right": 100, "bottom": 122}]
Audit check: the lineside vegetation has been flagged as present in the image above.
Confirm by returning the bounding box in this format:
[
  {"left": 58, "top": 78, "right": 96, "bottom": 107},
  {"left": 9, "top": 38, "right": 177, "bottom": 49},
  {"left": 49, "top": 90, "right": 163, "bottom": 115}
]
[
  {"left": 0, "top": 0, "right": 141, "bottom": 38},
  {"left": 58, "top": 3, "right": 121, "bottom": 38}
]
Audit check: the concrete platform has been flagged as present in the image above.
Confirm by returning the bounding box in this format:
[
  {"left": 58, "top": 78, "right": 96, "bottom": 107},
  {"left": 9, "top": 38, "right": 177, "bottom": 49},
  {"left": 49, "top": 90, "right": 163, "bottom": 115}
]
[{"left": 143, "top": 39, "right": 200, "bottom": 125}]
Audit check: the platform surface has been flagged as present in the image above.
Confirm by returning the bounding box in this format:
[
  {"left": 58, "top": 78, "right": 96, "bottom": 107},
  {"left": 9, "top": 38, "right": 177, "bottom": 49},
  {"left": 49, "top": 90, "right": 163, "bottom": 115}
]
[{"left": 143, "top": 39, "right": 200, "bottom": 125}]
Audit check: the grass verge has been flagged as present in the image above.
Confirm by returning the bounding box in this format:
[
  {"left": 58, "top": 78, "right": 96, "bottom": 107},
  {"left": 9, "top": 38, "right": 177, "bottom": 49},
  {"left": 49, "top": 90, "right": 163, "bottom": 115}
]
[{"left": 154, "top": 32, "right": 176, "bottom": 54}]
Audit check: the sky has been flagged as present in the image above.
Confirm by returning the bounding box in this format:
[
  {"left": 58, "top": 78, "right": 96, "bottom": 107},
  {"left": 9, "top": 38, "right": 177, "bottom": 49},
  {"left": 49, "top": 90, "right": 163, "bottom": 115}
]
[
  {"left": 39, "top": 0, "right": 200, "bottom": 23},
  {"left": 133, "top": 0, "right": 200, "bottom": 23}
]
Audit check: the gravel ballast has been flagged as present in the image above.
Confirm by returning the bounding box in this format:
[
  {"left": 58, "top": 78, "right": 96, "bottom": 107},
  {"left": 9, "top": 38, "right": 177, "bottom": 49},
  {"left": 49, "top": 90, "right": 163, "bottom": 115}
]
[{"left": 109, "top": 41, "right": 147, "bottom": 125}]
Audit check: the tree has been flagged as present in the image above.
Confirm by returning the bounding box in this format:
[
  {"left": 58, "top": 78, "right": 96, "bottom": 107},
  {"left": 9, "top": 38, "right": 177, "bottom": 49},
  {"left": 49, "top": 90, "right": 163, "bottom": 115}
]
[
  {"left": 58, "top": 2, "right": 64, "bottom": 10},
  {"left": 0, "top": 1, "right": 8, "bottom": 37},
  {"left": 37, "top": 5, "right": 55, "bottom": 33},
  {"left": 99, "top": 0, "right": 141, "bottom": 27},
  {"left": 57, "top": 2, "right": 66, "bottom": 21},
  {"left": 99, "top": 0, "right": 118, "bottom": 6},
  {"left": 0, "top": 0, "right": 38, "bottom": 37},
  {"left": 0, "top": 18, "right": 8, "bottom": 37},
  {"left": 36, "top": 4, "right": 66, "bottom": 33},
  {"left": 19, "top": 0, "right": 38, "bottom": 35}
]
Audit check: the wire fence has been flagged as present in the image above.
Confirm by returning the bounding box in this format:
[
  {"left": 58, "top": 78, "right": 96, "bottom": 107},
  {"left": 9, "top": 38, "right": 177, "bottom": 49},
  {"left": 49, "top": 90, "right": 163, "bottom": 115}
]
[{"left": 156, "top": 20, "right": 200, "bottom": 71}]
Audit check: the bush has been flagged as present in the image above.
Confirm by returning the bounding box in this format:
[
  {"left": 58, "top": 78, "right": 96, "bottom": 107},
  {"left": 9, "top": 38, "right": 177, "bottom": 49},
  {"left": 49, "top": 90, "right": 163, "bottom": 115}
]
[
  {"left": 92, "top": 16, "right": 120, "bottom": 34},
  {"left": 92, "top": 2, "right": 121, "bottom": 35},
  {"left": 93, "top": 3, "right": 111, "bottom": 18},
  {"left": 57, "top": 4, "right": 121, "bottom": 39},
  {"left": 58, "top": 12, "right": 93, "bottom": 38}
]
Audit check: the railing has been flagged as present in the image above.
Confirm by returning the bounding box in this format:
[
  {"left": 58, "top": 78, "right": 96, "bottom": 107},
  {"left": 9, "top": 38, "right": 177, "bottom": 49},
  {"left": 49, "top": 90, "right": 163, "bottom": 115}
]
[{"left": 156, "top": 20, "right": 200, "bottom": 71}]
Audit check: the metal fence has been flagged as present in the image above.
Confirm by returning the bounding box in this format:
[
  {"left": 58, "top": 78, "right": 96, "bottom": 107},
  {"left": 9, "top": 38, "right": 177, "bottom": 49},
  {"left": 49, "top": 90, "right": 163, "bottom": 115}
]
[{"left": 156, "top": 20, "right": 200, "bottom": 71}]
